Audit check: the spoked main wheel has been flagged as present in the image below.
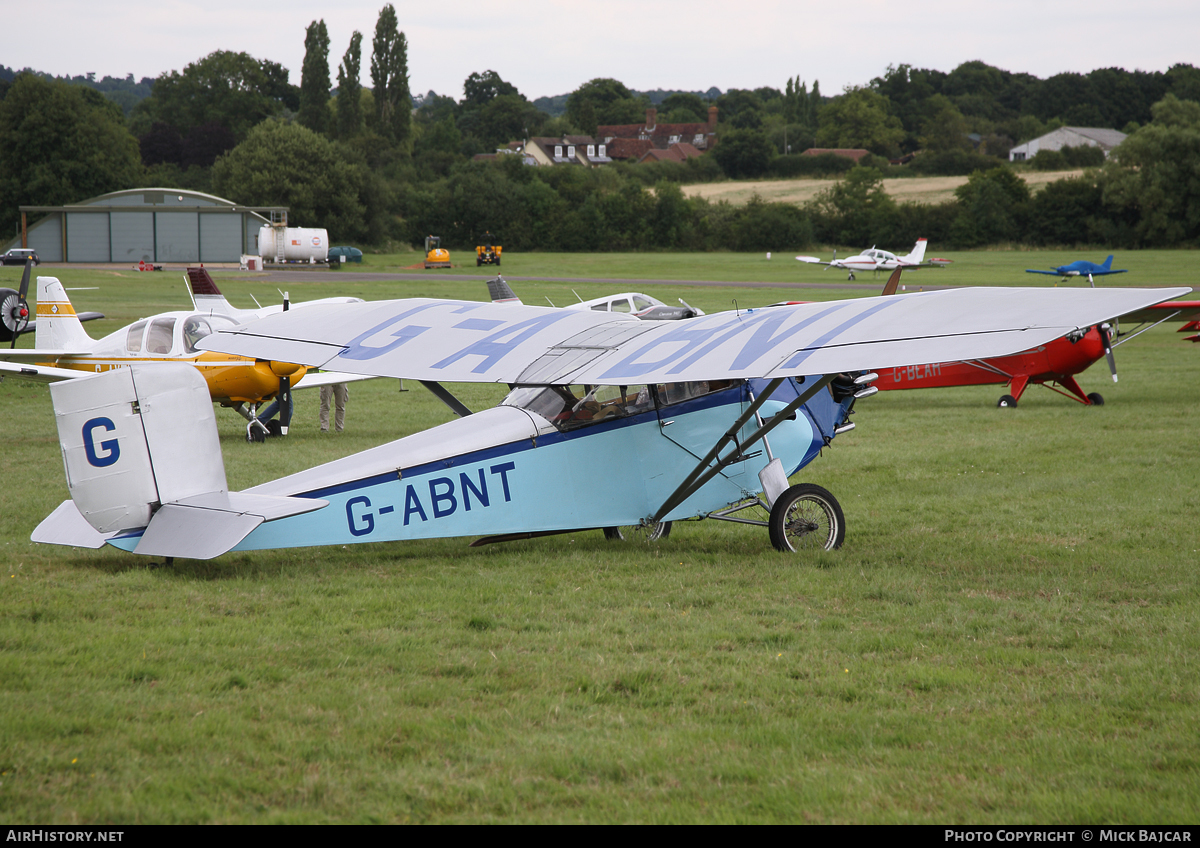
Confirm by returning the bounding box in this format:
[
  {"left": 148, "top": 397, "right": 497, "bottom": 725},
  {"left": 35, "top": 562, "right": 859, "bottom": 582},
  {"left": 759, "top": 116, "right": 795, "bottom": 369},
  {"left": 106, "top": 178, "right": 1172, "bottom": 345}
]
[
  {"left": 603, "top": 521, "right": 672, "bottom": 542},
  {"left": 768, "top": 484, "right": 845, "bottom": 552}
]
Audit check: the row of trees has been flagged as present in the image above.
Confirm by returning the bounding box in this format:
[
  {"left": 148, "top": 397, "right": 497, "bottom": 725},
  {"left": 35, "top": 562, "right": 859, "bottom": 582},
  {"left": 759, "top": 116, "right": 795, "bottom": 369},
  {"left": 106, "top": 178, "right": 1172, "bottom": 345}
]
[{"left": 3, "top": 14, "right": 1200, "bottom": 250}]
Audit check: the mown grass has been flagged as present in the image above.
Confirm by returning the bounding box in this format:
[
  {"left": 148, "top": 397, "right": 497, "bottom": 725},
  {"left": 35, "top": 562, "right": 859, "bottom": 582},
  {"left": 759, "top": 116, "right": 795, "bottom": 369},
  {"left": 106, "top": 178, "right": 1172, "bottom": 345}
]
[{"left": 0, "top": 252, "right": 1198, "bottom": 822}]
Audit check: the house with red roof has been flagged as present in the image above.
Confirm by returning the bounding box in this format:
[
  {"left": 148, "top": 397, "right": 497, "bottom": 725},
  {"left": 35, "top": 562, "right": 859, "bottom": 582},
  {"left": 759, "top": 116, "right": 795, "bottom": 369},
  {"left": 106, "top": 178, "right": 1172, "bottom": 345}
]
[{"left": 599, "top": 107, "right": 719, "bottom": 159}]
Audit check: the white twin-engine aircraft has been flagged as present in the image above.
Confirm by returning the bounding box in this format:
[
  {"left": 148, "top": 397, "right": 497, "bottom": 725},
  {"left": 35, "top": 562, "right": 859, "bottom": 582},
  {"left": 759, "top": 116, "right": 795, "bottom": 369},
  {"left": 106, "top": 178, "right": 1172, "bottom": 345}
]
[
  {"left": 796, "top": 238, "right": 952, "bottom": 280},
  {"left": 31, "top": 285, "right": 1188, "bottom": 560}
]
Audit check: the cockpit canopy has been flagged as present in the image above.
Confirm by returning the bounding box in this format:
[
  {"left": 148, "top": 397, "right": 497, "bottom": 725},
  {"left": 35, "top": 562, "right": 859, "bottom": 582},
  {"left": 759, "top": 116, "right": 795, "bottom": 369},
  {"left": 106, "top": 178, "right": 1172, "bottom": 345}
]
[{"left": 503, "top": 380, "right": 736, "bottom": 432}]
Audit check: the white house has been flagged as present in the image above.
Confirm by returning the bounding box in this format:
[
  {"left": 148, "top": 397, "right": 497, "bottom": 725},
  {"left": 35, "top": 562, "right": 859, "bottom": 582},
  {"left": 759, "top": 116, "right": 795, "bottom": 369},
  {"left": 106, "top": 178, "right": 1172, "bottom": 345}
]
[{"left": 1009, "top": 127, "right": 1127, "bottom": 162}]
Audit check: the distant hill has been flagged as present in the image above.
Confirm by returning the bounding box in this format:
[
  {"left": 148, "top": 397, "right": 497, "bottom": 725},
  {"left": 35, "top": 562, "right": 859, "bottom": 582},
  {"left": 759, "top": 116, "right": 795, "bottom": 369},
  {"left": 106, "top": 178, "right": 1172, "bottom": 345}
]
[{"left": 0, "top": 65, "right": 153, "bottom": 114}]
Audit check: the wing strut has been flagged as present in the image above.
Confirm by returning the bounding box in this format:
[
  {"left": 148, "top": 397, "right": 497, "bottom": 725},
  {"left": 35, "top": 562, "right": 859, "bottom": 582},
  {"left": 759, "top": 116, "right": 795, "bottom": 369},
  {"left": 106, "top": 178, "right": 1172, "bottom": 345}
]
[
  {"left": 419, "top": 380, "right": 473, "bottom": 417},
  {"left": 649, "top": 374, "right": 836, "bottom": 524}
]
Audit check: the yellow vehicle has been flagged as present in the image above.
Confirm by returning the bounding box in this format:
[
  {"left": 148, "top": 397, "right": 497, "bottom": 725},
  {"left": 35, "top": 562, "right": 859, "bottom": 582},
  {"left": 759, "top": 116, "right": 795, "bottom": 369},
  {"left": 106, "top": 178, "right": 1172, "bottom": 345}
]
[
  {"left": 424, "top": 235, "right": 452, "bottom": 269},
  {"left": 475, "top": 232, "right": 502, "bottom": 267}
]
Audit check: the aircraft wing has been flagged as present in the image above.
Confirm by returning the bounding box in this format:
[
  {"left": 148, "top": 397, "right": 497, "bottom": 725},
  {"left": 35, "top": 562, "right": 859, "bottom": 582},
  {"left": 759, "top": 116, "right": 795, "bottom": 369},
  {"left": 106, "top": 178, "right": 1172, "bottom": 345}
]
[
  {"left": 1118, "top": 300, "right": 1200, "bottom": 325},
  {"left": 199, "top": 288, "right": 1192, "bottom": 386},
  {"left": 0, "top": 348, "right": 94, "bottom": 362},
  {"left": 1025, "top": 270, "right": 1063, "bottom": 276},
  {"left": 0, "top": 359, "right": 88, "bottom": 383},
  {"left": 292, "top": 370, "right": 383, "bottom": 390}
]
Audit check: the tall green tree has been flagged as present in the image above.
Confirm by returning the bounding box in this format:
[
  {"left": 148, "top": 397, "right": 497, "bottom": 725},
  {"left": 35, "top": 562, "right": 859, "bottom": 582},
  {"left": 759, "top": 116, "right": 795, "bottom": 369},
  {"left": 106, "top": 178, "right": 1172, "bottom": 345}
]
[
  {"left": 949, "top": 166, "right": 1030, "bottom": 247},
  {"left": 336, "top": 31, "right": 364, "bottom": 138},
  {"left": 0, "top": 75, "right": 141, "bottom": 234},
  {"left": 809, "top": 165, "right": 898, "bottom": 245},
  {"left": 815, "top": 88, "right": 904, "bottom": 155},
  {"left": 370, "top": 4, "right": 412, "bottom": 149},
  {"left": 298, "top": 19, "right": 331, "bottom": 134},
  {"left": 1098, "top": 94, "right": 1200, "bottom": 246},
  {"left": 463, "top": 71, "right": 518, "bottom": 108},
  {"left": 211, "top": 120, "right": 373, "bottom": 241},
  {"left": 130, "top": 51, "right": 295, "bottom": 142},
  {"left": 566, "top": 79, "right": 645, "bottom": 128}
]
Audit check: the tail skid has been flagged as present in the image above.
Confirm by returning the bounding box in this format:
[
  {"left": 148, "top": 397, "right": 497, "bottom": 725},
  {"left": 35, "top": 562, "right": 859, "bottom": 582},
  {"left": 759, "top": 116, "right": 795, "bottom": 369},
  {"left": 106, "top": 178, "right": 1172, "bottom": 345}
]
[{"left": 34, "top": 364, "right": 326, "bottom": 559}]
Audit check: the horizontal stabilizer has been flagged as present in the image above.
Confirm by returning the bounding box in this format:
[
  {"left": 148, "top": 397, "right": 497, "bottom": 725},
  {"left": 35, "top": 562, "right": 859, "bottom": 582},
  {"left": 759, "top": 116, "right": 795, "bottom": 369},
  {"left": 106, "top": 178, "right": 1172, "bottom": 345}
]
[
  {"left": 31, "top": 501, "right": 115, "bottom": 549},
  {"left": 133, "top": 492, "right": 327, "bottom": 560},
  {"left": 0, "top": 360, "right": 87, "bottom": 383}
]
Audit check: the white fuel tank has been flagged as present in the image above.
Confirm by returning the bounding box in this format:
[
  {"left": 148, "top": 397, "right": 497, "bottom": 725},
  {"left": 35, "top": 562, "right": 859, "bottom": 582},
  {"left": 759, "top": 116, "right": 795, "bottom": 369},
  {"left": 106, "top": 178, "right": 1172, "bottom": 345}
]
[{"left": 258, "top": 227, "right": 329, "bottom": 263}]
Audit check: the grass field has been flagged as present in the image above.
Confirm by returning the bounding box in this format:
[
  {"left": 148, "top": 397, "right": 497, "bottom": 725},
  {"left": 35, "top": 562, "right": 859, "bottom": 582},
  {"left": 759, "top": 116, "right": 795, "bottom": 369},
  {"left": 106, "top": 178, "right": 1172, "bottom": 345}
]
[{"left": 1, "top": 252, "right": 1198, "bottom": 823}]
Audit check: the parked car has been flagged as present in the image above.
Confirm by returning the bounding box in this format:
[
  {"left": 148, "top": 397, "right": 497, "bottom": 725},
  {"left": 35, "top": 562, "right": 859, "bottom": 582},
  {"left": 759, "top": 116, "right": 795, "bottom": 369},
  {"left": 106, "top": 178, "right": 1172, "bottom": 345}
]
[
  {"left": 1, "top": 248, "right": 40, "bottom": 266},
  {"left": 328, "top": 246, "right": 363, "bottom": 264}
]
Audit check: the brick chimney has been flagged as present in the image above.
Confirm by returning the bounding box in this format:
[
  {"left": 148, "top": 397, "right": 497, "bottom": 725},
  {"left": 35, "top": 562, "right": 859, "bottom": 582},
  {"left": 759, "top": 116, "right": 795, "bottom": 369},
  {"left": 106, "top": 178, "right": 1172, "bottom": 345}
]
[
  {"left": 708, "top": 105, "right": 718, "bottom": 129},
  {"left": 646, "top": 107, "right": 657, "bottom": 131}
]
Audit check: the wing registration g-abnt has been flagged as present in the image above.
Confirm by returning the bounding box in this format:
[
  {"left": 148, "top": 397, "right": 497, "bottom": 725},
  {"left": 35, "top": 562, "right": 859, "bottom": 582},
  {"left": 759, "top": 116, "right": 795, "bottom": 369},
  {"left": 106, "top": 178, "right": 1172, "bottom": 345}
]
[{"left": 199, "top": 288, "right": 1192, "bottom": 386}]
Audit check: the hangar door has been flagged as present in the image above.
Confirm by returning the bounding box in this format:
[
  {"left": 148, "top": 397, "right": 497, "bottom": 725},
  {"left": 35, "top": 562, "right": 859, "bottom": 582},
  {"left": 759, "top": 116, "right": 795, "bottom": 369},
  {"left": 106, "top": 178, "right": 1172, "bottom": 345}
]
[
  {"left": 110, "top": 212, "right": 154, "bottom": 263},
  {"left": 66, "top": 213, "right": 110, "bottom": 262},
  {"left": 199, "top": 214, "right": 241, "bottom": 262},
  {"left": 155, "top": 212, "right": 198, "bottom": 262}
]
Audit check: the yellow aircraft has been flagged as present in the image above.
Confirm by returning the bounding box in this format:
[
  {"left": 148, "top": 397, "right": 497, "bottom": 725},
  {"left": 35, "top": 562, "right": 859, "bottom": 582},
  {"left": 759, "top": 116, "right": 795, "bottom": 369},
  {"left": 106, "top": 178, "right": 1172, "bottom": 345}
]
[{"left": 0, "top": 266, "right": 368, "bottom": 440}]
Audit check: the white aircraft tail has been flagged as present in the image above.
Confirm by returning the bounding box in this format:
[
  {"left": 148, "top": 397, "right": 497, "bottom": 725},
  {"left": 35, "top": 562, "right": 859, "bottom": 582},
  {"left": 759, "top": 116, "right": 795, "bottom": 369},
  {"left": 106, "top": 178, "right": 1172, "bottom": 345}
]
[
  {"left": 35, "top": 277, "right": 95, "bottom": 351},
  {"left": 35, "top": 364, "right": 325, "bottom": 559},
  {"left": 901, "top": 239, "right": 928, "bottom": 265}
]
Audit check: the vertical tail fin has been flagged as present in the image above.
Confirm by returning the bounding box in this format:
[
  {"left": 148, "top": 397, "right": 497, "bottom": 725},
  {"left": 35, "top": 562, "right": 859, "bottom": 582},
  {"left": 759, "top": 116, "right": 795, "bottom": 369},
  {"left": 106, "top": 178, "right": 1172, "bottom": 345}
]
[
  {"left": 35, "top": 277, "right": 94, "bottom": 350},
  {"left": 1101, "top": 255, "right": 1114, "bottom": 270},
  {"left": 902, "top": 239, "right": 928, "bottom": 265},
  {"left": 486, "top": 275, "right": 523, "bottom": 304},
  {"left": 42, "top": 363, "right": 326, "bottom": 559},
  {"left": 186, "top": 267, "right": 238, "bottom": 316}
]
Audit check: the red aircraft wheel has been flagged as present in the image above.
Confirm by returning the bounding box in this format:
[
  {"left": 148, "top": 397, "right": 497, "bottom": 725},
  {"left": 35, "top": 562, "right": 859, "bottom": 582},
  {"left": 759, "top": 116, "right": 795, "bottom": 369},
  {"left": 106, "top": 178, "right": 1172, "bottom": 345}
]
[
  {"left": 768, "top": 484, "right": 845, "bottom": 552},
  {"left": 997, "top": 394, "right": 1018, "bottom": 408}
]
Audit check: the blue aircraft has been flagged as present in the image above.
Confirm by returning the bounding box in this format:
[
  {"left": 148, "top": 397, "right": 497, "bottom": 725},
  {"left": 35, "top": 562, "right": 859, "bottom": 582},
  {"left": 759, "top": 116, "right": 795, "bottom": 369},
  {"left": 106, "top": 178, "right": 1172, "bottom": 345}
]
[
  {"left": 1026, "top": 256, "right": 1128, "bottom": 281},
  {"left": 29, "top": 285, "right": 1189, "bottom": 560}
]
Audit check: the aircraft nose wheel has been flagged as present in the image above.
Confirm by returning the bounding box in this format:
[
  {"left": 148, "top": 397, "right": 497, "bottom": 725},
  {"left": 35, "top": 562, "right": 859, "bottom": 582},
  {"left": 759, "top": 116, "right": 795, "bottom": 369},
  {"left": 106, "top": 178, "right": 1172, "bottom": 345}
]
[
  {"left": 768, "top": 484, "right": 845, "bottom": 552},
  {"left": 603, "top": 521, "right": 672, "bottom": 542}
]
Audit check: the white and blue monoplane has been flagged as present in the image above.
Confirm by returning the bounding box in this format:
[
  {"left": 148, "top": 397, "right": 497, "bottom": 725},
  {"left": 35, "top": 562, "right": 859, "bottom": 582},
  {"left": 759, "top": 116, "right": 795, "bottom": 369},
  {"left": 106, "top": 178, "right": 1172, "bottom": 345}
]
[{"left": 31, "top": 285, "right": 1188, "bottom": 560}]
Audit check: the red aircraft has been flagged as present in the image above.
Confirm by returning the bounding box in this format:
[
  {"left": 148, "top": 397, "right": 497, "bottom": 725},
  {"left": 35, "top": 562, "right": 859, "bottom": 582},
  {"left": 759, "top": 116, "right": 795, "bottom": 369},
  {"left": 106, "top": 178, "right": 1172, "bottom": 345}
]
[{"left": 870, "top": 270, "right": 1200, "bottom": 407}]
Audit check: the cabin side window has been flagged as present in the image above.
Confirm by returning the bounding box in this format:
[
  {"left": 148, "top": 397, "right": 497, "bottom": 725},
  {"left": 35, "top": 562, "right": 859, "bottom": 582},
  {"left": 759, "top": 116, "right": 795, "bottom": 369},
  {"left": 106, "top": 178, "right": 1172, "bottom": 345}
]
[
  {"left": 181, "top": 316, "right": 214, "bottom": 353},
  {"left": 126, "top": 320, "right": 147, "bottom": 353},
  {"left": 655, "top": 380, "right": 737, "bottom": 407},
  {"left": 145, "top": 317, "right": 175, "bottom": 355},
  {"left": 503, "top": 384, "right": 653, "bottom": 432}
]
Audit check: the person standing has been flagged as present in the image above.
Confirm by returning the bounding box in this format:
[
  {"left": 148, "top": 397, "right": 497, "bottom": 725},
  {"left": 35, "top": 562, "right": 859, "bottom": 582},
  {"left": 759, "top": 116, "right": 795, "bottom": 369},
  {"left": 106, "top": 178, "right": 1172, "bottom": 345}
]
[{"left": 319, "top": 383, "right": 348, "bottom": 432}]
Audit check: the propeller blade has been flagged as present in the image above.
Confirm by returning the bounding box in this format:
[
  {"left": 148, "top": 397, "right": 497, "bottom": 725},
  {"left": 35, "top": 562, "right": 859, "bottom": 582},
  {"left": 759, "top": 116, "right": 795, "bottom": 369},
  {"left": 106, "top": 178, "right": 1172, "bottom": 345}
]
[
  {"left": 1098, "top": 324, "right": 1118, "bottom": 383},
  {"left": 18, "top": 257, "right": 32, "bottom": 301},
  {"left": 8, "top": 258, "right": 33, "bottom": 349}
]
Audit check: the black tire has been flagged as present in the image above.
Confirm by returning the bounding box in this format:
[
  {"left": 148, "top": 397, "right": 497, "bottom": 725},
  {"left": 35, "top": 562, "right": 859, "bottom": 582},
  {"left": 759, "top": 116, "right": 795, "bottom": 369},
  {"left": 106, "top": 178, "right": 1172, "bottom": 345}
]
[
  {"left": 495, "top": 257, "right": 500, "bottom": 266},
  {"left": 603, "top": 521, "right": 671, "bottom": 542},
  {"left": 768, "top": 484, "right": 845, "bottom": 552},
  {"left": 997, "top": 394, "right": 1017, "bottom": 408},
  {"left": 1087, "top": 392, "right": 1105, "bottom": 406},
  {"left": 266, "top": 420, "right": 284, "bottom": 437}
]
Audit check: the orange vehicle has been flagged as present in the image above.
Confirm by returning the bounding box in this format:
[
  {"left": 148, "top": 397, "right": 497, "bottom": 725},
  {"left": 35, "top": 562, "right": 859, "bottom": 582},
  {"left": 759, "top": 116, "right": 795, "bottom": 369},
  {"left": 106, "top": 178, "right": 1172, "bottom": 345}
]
[
  {"left": 424, "top": 235, "right": 452, "bottom": 269},
  {"left": 475, "top": 232, "right": 502, "bottom": 267}
]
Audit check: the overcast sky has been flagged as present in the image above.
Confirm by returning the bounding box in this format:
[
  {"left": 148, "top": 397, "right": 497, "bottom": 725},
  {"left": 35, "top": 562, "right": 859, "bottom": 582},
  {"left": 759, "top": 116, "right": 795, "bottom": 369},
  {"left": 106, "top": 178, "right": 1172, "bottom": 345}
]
[{"left": 6, "top": 1, "right": 1197, "bottom": 101}]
